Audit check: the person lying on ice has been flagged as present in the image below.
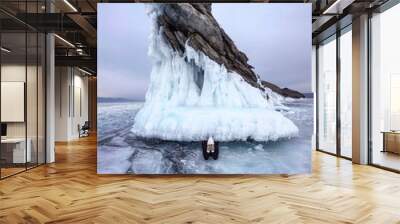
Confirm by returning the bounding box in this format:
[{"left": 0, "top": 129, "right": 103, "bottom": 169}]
[{"left": 201, "top": 137, "right": 219, "bottom": 160}]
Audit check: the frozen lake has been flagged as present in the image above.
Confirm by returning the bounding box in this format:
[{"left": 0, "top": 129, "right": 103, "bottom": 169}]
[{"left": 97, "top": 98, "right": 313, "bottom": 174}]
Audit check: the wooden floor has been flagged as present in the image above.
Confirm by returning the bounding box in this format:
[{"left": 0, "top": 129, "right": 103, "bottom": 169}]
[
  {"left": 1, "top": 135, "right": 400, "bottom": 223},
  {"left": 0, "top": 167, "right": 26, "bottom": 178}
]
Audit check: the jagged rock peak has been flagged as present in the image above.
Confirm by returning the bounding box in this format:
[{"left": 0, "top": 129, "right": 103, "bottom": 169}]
[{"left": 153, "top": 3, "right": 262, "bottom": 89}]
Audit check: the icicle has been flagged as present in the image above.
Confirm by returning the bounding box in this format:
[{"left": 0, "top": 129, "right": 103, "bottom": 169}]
[{"left": 131, "top": 8, "right": 299, "bottom": 142}]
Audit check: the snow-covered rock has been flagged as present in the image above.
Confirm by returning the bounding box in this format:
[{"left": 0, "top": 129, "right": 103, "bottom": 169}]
[{"left": 130, "top": 6, "right": 298, "bottom": 142}]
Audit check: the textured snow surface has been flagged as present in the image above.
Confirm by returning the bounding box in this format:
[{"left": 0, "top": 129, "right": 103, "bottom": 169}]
[{"left": 131, "top": 9, "right": 298, "bottom": 142}]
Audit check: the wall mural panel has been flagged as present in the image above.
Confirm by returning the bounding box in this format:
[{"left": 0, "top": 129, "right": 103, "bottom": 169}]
[{"left": 97, "top": 3, "right": 313, "bottom": 174}]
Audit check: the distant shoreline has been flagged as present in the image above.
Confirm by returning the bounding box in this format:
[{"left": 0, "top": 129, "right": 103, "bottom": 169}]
[
  {"left": 99, "top": 94, "right": 314, "bottom": 103},
  {"left": 98, "top": 97, "right": 140, "bottom": 103},
  {"left": 302, "top": 93, "right": 314, "bottom": 98}
]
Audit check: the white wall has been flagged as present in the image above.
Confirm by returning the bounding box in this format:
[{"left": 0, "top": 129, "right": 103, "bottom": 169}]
[
  {"left": 1, "top": 63, "right": 46, "bottom": 164},
  {"left": 55, "top": 67, "right": 89, "bottom": 141},
  {"left": 1, "top": 65, "right": 27, "bottom": 140},
  {"left": 1, "top": 65, "right": 41, "bottom": 138},
  {"left": 1, "top": 82, "right": 25, "bottom": 122},
  {"left": 1, "top": 65, "right": 26, "bottom": 130},
  {"left": 55, "top": 66, "right": 70, "bottom": 141},
  {"left": 72, "top": 73, "right": 89, "bottom": 138}
]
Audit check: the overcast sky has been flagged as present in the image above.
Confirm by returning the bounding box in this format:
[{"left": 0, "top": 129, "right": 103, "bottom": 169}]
[{"left": 98, "top": 3, "right": 311, "bottom": 100}]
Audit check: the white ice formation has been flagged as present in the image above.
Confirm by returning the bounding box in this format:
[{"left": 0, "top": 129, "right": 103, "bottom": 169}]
[{"left": 131, "top": 6, "right": 299, "bottom": 142}]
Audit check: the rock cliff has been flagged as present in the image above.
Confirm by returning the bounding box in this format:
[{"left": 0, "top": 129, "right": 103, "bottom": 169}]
[
  {"left": 262, "top": 81, "right": 305, "bottom": 99},
  {"left": 154, "top": 3, "right": 304, "bottom": 98}
]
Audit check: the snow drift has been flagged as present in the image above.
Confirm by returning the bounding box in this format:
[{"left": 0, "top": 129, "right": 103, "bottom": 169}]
[{"left": 131, "top": 5, "right": 299, "bottom": 142}]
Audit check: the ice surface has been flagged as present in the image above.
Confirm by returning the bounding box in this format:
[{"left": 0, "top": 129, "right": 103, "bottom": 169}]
[
  {"left": 98, "top": 102, "right": 142, "bottom": 141},
  {"left": 131, "top": 9, "right": 298, "bottom": 142},
  {"left": 97, "top": 99, "right": 313, "bottom": 174},
  {"left": 97, "top": 145, "right": 135, "bottom": 174}
]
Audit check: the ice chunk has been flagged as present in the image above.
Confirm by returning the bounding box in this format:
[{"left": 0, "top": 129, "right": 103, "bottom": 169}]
[
  {"left": 254, "top": 144, "right": 264, "bottom": 151},
  {"left": 130, "top": 150, "right": 163, "bottom": 174},
  {"left": 97, "top": 146, "right": 135, "bottom": 174},
  {"left": 131, "top": 9, "right": 298, "bottom": 142}
]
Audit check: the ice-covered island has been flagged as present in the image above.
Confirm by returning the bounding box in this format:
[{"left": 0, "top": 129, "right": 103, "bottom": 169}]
[
  {"left": 98, "top": 3, "right": 312, "bottom": 174},
  {"left": 131, "top": 4, "right": 302, "bottom": 142}
]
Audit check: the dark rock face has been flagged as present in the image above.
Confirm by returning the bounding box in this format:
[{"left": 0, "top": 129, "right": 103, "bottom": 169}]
[
  {"left": 262, "top": 81, "right": 305, "bottom": 99},
  {"left": 156, "top": 3, "right": 260, "bottom": 89},
  {"left": 281, "top": 88, "right": 305, "bottom": 99},
  {"left": 155, "top": 3, "right": 304, "bottom": 98}
]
